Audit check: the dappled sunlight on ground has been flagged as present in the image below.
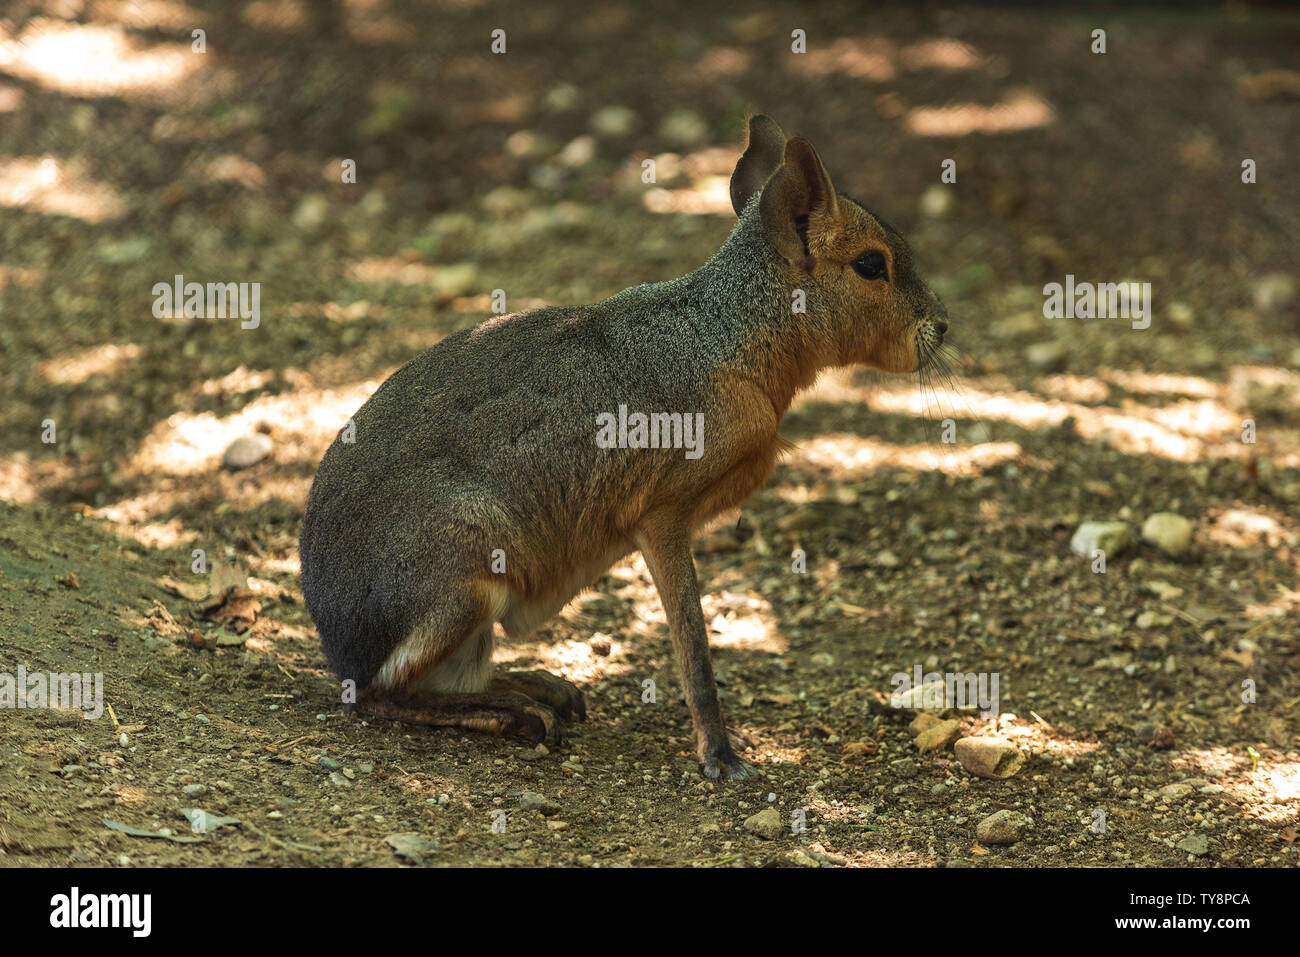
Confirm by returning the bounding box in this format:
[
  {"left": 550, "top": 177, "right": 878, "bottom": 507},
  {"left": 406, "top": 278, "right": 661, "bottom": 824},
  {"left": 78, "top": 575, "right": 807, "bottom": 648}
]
[
  {"left": 0, "top": 155, "right": 127, "bottom": 223},
  {"left": 752, "top": 741, "right": 811, "bottom": 768},
  {"left": 798, "top": 432, "right": 1021, "bottom": 478},
  {"left": 858, "top": 377, "right": 1253, "bottom": 463},
  {"left": 1241, "top": 586, "right": 1300, "bottom": 622},
  {"left": 93, "top": 513, "right": 196, "bottom": 550},
  {"left": 1100, "top": 368, "right": 1223, "bottom": 399},
  {"left": 1181, "top": 748, "right": 1300, "bottom": 824},
  {"left": 94, "top": 471, "right": 314, "bottom": 524},
  {"left": 1203, "top": 507, "right": 1297, "bottom": 549},
  {"left": 905, "top": 90, "right": 1056, "bottom": 136},
  {"left": 837, "top": 848, "right": 941, "bottom": 867},
  {"left": 0, "top": 18, "right": 216, "bottom": 102},
  {"left": 0, "top": 455, "right": 66, "bottom": 504},
  {"left": 641, "top": 176, "right": 733, "bottom": 216},
  {"left": 786, "top": 33, "right": 991, "bottom": 86},
  {"left": 702, "top": 590, "right": 787, "bottom": 654},
  {"left": 128, "top": 379, "right": 377, "bottom": 477},
  {"left": 341, "top": 0, "right": 416, "bottom": 45},
  {"left": 0, "top": 263, "right": 44, "bottom": 288},
  {"left": 0, "top": 80, "right": 22, "bottom": 111},
  {"left": 241, "top": 0, "right": 308, "bottom": 32},
  {"left": 38, "top": 343, "right": 142, "bottom": 386},
  {"left": 790, "top": 35, "right": 897, "bottom": 81},
  {"left": 494, "top": 633, "right": 615, "bottom": 689},
  {"left": 971, "top": 713, "right": 1104, "bottom": 758},
  {"left": 343, "top": 257, "right": 441, "bottom": 285},
  {"left": 899, "top": 38, "right": 986, "bottom": 72}
]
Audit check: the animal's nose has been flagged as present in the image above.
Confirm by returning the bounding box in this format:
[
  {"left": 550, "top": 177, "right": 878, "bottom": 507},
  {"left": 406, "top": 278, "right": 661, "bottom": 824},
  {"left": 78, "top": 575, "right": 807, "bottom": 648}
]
[{"left": 934, "top": 318, "right": 949, "bottom": 335}]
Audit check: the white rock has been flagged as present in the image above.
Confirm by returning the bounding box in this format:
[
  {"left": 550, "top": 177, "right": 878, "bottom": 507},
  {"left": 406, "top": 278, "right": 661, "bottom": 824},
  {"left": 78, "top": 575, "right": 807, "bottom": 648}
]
[
  {"left": 1070, "top": 521, "right": 1133, "bottom": 558},
  {"left": 1253, "top": 273, "right": 1295, "bottom": 312},
  {"left": 291, "top": 193, "right": 329, "bottom": 232},
  {"left": 893, "top": 680, "right": 948, "bottom": 710},
  {"left": 658, "top": 109, "right": 709, "bottom": 147},
  {"left": 590, "top": 105, "right": 636, "bottom": 137},
  {"left": 1025, "top": 341, "right": 1067, "bottom": 371},
  {"left": 221, "top": 434, "right": 272, "bottom": 469},
  {"left": 955, "top": 737, "right": 1026, "bottom": 779},
  {"left": 558, "top": 135, "right": 597, "bottom": 168},
  {"left": 544, "top": 82, "right": 581, "bottom": 113},
  {"left": 919, "top": 184, "right": 954, "bottom": 219},
  {"left": 430, "top": 263, "right": 479, "bottom": 301},
  {"left": 1141, "top": 512, "right": 1194, "bottom": 557}
]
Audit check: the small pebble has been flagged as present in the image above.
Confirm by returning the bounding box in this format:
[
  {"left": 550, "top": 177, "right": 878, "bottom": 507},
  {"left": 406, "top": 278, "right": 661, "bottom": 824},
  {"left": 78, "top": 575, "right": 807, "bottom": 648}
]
[{"left": 221, "top": 434, "right": 273, "bottom": 470}]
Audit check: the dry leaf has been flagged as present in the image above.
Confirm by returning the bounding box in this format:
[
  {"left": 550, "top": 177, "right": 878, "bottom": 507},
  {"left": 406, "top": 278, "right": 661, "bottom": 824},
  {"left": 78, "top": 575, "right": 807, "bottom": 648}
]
[
  {"left": 1221, "top": 648, "right": 1254, "bottom": 669},
  {"left": 199, "top": 586, "right": 262, "bottom": 633},
  {"left": 157, "top": 577, "right": 210, "bottom": 602}
]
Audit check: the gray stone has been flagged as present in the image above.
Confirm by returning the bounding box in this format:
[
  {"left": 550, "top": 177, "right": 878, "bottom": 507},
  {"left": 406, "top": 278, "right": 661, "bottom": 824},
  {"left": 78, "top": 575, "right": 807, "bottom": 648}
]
[
  {"left": 742, "top": 806, "right": 783, "bottom": 840},
  {"left": 520, "top": 791, "right": 559, "bottom": 816},
  {"left": 386, "top": 832, "right": 439, "bottom": 864},
  {"left": 916, "top": 719, "right": 962, "bottom": 753},
  {"left": 1177, "top": 833, "right": 1209, "bottom": 856},
  {"left": 1158, "top": 782, "right": 1194, "bottom": 801},
  {"left": 1070, "top": 521, "right": 1133, "bottom": 558},
  {"left": 976, "top": 809, "right": 1031, "bottom": 845}
]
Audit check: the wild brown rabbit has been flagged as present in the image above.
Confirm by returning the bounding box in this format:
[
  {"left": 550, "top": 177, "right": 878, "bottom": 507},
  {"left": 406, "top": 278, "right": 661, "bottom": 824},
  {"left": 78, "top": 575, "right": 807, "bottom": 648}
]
[{"left": 300, "top": 114, "right": 948, "bottom": 779}]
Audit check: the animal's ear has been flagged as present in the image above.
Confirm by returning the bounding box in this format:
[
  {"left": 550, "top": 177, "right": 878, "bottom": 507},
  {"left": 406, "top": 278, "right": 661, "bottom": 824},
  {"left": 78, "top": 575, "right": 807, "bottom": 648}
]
[
  {"left": 758, "top": 136, "right": 839, "bottom": 271},
  {"left": 729, "top": 114, "right": 787, "bottom": 216}
]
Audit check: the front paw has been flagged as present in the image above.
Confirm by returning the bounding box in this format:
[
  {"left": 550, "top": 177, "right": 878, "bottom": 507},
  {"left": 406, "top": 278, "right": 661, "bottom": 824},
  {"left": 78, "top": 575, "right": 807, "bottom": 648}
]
[{"left": 700, "top": 742, "right": 759, "bottom": 781}]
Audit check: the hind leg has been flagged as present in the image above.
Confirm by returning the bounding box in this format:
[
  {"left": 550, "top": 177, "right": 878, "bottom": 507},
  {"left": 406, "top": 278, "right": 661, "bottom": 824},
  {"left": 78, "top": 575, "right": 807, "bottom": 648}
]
[
  {"left": 358, "top": 592, "right": 569, "bottom": 745},
  {"left": 358, "top": 687, "right": 562, "bottom": 745},
  {"left": 491, "top": 592, "right": 588, "bottom": 722}
]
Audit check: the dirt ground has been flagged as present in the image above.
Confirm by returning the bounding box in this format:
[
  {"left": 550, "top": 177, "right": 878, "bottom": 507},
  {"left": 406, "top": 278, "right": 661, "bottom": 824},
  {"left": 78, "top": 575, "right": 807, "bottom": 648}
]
[{"left": 1, "top": 2, "right": 1298, "bottom": 868}]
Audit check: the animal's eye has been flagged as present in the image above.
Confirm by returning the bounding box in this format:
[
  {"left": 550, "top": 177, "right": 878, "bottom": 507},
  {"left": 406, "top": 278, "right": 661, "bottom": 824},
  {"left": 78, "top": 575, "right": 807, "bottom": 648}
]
[{"left": 852, "top": 250, "right": 888, "bottom": 281}]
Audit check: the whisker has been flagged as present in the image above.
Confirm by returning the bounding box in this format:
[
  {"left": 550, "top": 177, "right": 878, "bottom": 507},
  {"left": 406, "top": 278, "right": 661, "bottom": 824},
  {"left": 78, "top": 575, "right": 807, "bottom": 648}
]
[{"left": 926, "top": 342, "right": 986, "bottom": 438}]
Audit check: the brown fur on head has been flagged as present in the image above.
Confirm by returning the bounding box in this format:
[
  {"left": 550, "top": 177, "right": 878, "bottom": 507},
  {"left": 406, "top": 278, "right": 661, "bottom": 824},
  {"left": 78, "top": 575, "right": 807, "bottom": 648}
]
[{"left": 730, "top": 115, "right": 949, "bottom": 375}]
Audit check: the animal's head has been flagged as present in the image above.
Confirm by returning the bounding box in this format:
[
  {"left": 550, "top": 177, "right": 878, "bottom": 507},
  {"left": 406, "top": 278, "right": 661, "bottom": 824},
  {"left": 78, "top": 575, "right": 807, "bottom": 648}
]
[{"left": 730, "top": 114, "right": 948, "bottom": 375}]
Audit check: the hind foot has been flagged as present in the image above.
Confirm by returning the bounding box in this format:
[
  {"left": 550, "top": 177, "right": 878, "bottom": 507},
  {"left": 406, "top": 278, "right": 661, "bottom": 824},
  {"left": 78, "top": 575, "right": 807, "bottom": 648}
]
[
  {"left": 490, "top": 670, "right": 587, "bottom": 723},
  {"left": 356, "top": 689, "right": 562, "bottom": 746}
]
